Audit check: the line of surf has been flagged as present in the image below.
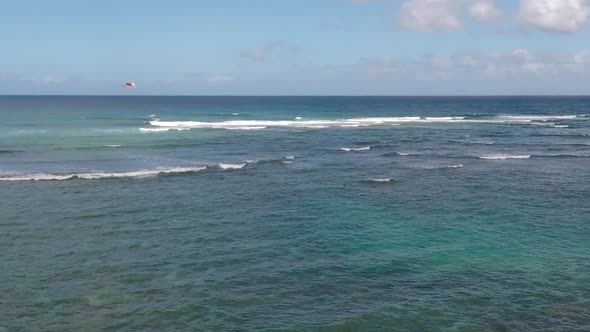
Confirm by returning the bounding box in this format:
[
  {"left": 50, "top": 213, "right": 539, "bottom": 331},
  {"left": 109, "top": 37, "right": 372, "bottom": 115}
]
[
  {"left": 0, "top": 161, "right": 258, "bottom": 181},
  {"left": 479, "top": 154, "right": 531, "bottom": 160},
  {"left": 0, "top": 166, "right": 208, "bottom": 181},
  {"left": 142, "top": 114, "right": 585, "bottom": 131},
  {"left": 340, "top": 146, "right": 371, "bottom": 152}
]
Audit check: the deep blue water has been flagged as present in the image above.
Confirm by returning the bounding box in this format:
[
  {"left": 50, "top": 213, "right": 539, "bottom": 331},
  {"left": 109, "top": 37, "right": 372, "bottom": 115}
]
[{"left": 1, "top": 96, "right": 589, "bottom": 331}]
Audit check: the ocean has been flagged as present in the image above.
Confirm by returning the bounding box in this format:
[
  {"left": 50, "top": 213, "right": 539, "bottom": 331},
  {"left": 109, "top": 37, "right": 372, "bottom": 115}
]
[{"left": 1, "top": 96, "right": 589, "bottom": 331}]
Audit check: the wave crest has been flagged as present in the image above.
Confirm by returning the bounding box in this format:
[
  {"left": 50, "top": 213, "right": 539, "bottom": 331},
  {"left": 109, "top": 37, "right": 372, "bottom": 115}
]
[
  {"left": 0, "top": 167, "right": 207, "bottom": 182},
  {"left": 340, "top": 146, "right": 371, "bottom": 152},
  {"left": 479, "top": 154, "right": 531, "bottom": 160},
  {"left": 363, "top": 178, "right": 394, "bottom": 184},
  {"left": 140, "top": 114, "right": 587, "bottom": 131},
  {"left": 216, "top": 163, "right": 247, "bottom": 170}
]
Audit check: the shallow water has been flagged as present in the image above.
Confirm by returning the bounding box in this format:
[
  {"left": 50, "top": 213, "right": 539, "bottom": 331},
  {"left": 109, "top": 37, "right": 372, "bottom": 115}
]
[{"left": 1, "top": 96, "right": 590, "bottom": 331}]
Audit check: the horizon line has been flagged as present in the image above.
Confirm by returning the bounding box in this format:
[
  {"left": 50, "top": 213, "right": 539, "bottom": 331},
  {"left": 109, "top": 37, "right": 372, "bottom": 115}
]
[{"left": 1, "top": 94, "right": 590, "bottom": 98}]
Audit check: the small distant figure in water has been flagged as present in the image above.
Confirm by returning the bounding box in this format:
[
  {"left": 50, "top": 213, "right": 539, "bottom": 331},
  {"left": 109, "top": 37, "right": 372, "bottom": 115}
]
[{"left": 124, "top": 82, "right": 135, "bottom": 88}]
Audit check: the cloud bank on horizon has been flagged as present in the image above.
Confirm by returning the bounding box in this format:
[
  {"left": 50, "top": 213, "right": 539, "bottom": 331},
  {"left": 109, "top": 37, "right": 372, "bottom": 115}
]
[{"left": 1, "top": 0, "right": 590, "bottom": 95}]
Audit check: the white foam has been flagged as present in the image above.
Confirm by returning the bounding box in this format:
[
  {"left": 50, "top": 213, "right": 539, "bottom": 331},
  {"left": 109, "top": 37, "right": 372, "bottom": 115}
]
[
  {"left": 217, "top": 163, "right": 246, "bottom": 170},
  {"left": 232, "top": 113, "right": 240, "bottom": 116},
  {"left": 366, "top": 178, "right": 392, "bottom": 183},
  {"left": 445, "top": 164, "right": 464, "bottom": 168},
  {"left": 225, "top": 126, "right": 267, "bottom": 130},
  {"left": 285, "top": 156, "right": 295, "bottom": 160},
  {"left": 470, "top": 141, "right": 495, "bottom": 145},
  {"left": 0, "top": 167, "right": 207, "bottom": 182},
  {"left": 282, "top": 161, "right": 293, "bottom": 164},
  {"left": 142, "top": 115, "right": 586, "bottom": 131},
  {"left": 479, "top": 154, "right": 531, "bottom": 160},
  {"left": 140, "top": 127, "right": 190, "bottom": 132},
  {"left": 148, "top": 114, "right": 157, "bottom": 118},
  {"left": 552, "top": 125, "right": 570, "bottom": 128},
  {"left": 396, "top": 152, "right": 411, "bottom": 156},
  {"left": 425, "top": 117, "right": 465, "bottom": 121},
  {"left": 340, "top": 146, "right": 371, "bottom": 152},
  {"left": 105, "top": 145, "right": 122, "bottom": 148}
]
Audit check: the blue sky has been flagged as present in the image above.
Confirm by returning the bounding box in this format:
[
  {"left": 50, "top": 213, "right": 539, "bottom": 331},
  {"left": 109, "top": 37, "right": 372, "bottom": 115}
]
[{"left": 1, "top": 0, "right": 590, "bottom": 95}]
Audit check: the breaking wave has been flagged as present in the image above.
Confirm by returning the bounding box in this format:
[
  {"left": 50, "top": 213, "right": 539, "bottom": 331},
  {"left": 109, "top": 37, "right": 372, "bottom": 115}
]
[
  {"left": 140, "top": 114, "right": 586, "bottom": 131},
  {"left": 140, "top": 127, "right": 191, "bottom": 133},
  {"left": 340, "top": 146, "right": 371, "bottom": 152},
  {"left": 0, "top": 167, "right": 207, "bottom": 181},
  {"left": 0, "top": 160, "right": 265, "bottom": 181},
  {"left": 381, "top": 151, "right": 413, "bottom": 157},
  {"left": 362, "top": 178, "right": 394, "bottom": 184},
  {"left": 216, "top": 163, "right": 247, "bottom": 170},
  {"left": 479, "top": 154, "right": 531, "bottom": 160},
  {"left": 450, "top": 140, "right": 495, "bottom": 145}
]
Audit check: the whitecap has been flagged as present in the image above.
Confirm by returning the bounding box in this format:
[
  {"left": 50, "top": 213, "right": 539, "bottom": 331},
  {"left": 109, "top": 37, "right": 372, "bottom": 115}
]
[
  {"left": 445, "top": 164, "right": 464, "bottom": 168},
  {"left": 217, "top": 163, "right": 246, "bottom": 170},
  {"left": 364, "top": 178, "right": 393, "bottom": 184},
  {"left": 148, "top": 114, "right": 157, "bottom": 118},
  {"left": 140, "top": 127, "right": 190, "bottom": 132},
  {"left": 232, "top": 113, "right": 240, "bottom": 116},
  {"left": 144, "top": 115, "right": 586, "bottom": 131},
  {"left": 479, "top": 154, "right": 531, "bottom": 160},
  {"left": 0, "top": 167, "right": 206, "bottom": 182},
  {"left": 551, "top": 125, "right": 570, "bottom": 128},
  {"left": 105, "top": 145, "right": 122, "bottom": 148},
  {"left": 225, "top": 126, "right": 267, "bottom": 130},
  {"left": 285, "top": 156, "right": 295, "bottom": 160},
  {"left": 340, "top": 146, "right": 371, "bottom": 152}
]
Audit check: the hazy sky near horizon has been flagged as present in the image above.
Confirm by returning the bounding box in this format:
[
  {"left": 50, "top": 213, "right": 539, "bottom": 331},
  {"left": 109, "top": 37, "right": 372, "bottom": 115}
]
[{"left": 2, "top": 0, "right": 590, "bottom": 95}]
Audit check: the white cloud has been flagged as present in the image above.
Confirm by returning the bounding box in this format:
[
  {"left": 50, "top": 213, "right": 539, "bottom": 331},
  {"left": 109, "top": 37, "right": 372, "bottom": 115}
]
[
  {"left": 518, "top": 0, "right": 590, "bottom": 33},
  {"left": 328, "top": 48, "right": 587, "bottom": 84},
  {"left": 400, "top": 0, "right": 463, "bottom": 32},
  {"left": 469, "top": 0, "right": 503, "bottom": 23},
  {"left": 31, "top": 75, "right": 66, "bottom": 85},
  {"left": 182, "top": 73, "right": 236, "bottom": 84},
  {"left": 361, "top": 57, "right": 397, "bottom": 77},
  {"left": 574, "top": 50, "right": 590, "bottom": 64},
  {"left": 428, "top": 55, "right": 454, "bottom": 69},
  {"left": 240, "top": 41, "right": 294, "bottom": 62},
  {"left": 206, "top": 75, "right": 236, "bottom": 83},
  {"left": 454, "top": 54, "right": 479, "bottom": 67}
]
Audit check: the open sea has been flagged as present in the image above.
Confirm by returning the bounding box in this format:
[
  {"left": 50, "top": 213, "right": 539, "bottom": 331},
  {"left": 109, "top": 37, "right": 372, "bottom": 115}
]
[{"left": 1, "top": 96, "right": 589, "bottom": 331}]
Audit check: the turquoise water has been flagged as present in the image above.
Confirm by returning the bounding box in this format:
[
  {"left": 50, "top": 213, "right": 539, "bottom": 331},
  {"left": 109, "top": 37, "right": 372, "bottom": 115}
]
[{"left": 1, "top": 96, "right": 589, "bottom": 331}]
